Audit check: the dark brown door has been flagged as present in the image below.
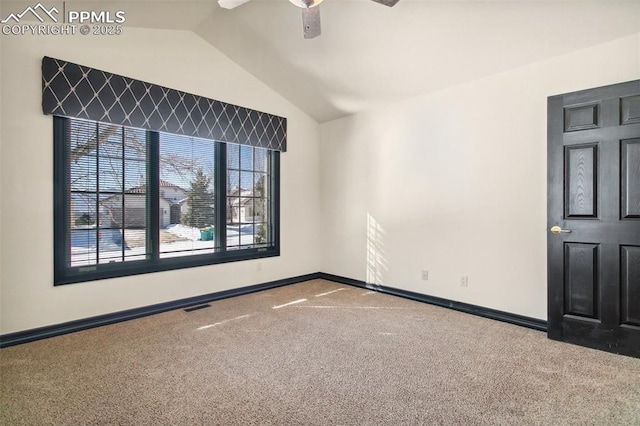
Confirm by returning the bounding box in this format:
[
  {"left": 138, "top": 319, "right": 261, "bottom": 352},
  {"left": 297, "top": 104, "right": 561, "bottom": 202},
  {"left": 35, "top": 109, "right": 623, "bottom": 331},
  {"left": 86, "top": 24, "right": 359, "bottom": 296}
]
[{"left": 548, "top": 80, "right": 640, "bottom": 358}]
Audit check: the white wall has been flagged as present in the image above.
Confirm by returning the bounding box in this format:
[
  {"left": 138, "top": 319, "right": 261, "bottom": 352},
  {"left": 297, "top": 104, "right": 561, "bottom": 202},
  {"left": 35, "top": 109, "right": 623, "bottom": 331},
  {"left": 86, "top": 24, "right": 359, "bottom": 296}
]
[
  {"left": 0, "top": 28, "right": 321, "bottom": 334},
  {"left": 320, "top": 34, "right": 640, "bottom": 320}
]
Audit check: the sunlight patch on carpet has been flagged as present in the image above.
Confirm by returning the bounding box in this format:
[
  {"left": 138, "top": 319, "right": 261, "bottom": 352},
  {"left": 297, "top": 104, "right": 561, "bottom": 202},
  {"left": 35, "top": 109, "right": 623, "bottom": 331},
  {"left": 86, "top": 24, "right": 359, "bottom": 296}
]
[
  {"left": 197, "top": 314, "right": 252, "bottom": 330},
  {"left": 272, "top": 299, "right": 307, "bottom": 309},
  {"left": 314, "top": 288, "right": 346, "bottom": 297}
]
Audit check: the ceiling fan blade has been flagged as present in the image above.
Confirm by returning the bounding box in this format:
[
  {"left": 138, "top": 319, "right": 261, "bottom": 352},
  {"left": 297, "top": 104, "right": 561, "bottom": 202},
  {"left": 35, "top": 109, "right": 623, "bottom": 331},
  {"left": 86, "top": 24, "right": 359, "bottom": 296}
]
[
  {"left": 302, "top": 7, "right": 321, "bottom": 39},
  {"left": 370, "top": 0, "right": 400, "bottom": 6},
  {"left": 218, "top": 0, "right": 251, "bottom": 9}
]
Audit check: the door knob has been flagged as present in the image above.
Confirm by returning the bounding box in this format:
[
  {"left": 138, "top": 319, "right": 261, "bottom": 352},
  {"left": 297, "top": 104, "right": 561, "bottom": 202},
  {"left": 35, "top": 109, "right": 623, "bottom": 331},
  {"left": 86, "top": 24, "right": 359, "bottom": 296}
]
[{"left": 550, "top": 226, "right": 571, "bottom": 234}]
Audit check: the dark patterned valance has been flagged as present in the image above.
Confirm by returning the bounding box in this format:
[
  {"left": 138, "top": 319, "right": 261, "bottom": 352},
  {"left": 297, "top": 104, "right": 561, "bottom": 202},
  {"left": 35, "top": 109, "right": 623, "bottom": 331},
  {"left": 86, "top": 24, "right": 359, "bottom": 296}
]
[{"left": 42, "top": 56, "right": 287, "bottom": 151}]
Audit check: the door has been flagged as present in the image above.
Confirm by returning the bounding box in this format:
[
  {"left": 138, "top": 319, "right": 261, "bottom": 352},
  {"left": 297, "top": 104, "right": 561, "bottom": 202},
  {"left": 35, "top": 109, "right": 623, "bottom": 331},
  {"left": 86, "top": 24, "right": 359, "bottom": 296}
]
[
  {"left": 548, "top": 80, "right": 640, "bottom": 358},
  {"left": 170, "top": 204, "right": 181, "bottom": 224}
]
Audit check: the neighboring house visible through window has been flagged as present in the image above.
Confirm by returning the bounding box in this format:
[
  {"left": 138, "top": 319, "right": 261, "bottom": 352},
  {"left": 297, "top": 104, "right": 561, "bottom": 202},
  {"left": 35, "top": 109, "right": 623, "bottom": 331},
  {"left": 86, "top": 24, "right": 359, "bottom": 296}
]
[
  {"left": 54, "top": 117, "right": 280, "bottom": 285},
  {"left": 101, "top": 179, "right": 186, "bottom": 229}
]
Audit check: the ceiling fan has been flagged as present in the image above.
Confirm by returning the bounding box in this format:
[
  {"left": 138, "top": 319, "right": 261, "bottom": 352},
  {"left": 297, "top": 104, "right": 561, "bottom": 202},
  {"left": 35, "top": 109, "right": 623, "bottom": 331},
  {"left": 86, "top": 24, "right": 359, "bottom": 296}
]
[{"left": 217, "top": 0, "right": 400, "bottom": 39}]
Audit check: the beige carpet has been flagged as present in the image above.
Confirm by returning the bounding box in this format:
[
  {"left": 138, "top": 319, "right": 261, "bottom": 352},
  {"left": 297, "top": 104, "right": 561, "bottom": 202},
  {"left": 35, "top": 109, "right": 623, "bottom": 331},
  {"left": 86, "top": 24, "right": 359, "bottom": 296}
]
[{"left": 1, "top": 279, "right": 639, "bottom": 425}]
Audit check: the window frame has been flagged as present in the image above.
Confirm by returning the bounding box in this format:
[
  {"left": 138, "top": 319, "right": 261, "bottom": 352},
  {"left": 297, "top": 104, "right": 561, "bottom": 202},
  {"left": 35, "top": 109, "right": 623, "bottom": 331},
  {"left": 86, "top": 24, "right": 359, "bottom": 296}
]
[{"left": 53, "top": 116, "right": 280, "bottom": 285}]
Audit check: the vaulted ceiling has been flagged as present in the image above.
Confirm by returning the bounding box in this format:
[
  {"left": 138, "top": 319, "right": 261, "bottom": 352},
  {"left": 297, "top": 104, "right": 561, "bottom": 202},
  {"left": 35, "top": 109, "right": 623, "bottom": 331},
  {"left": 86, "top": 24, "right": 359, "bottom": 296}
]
[
  {"left": 195, "top": 0, "right": 640, "bottom": 122},
  {"left": 3, "top": 0, "right": 639, "bottom": 122}
]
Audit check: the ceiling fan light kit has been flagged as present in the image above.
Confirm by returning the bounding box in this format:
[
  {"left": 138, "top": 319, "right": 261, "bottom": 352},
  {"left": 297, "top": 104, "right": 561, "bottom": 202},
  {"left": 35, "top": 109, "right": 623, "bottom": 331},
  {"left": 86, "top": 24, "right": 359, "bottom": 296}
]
[
  {"left": 218, "top": 0, "right": 399, "bottom": 39},
  {"left": 289, "top": 0, "right": 323, "bottom": 8},
  {"left": 301, "top": 7, "right": 321, "bottom": 39}
]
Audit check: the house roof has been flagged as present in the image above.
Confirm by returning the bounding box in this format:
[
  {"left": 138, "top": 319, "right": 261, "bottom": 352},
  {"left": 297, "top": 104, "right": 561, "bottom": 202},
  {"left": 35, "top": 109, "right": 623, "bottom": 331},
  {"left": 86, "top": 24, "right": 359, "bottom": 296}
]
[
  {"left": 227, "top": 188, "right": 252, "bottom": 198},
  {"left": 125, "top": 180, "right": 186, "bottom": 194},
  {"left": 100, "top": 194, "right": 178, "bottom": 206},
  {"left": 101, "top": 179, "right": 185, "bottom": 204},
  {"left": 229, "top": 197, "right": 254, "bottom": 207},
  {"left": 160, "top": 180, "right": 183, "bottom": 188}
]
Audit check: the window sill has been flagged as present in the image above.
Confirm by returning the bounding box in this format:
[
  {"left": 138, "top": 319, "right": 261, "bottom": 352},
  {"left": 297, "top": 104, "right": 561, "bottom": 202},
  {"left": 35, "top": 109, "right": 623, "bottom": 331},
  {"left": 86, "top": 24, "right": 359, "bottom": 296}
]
[{"left": 54, "top": 247, "right": 279, "bottom": 286}]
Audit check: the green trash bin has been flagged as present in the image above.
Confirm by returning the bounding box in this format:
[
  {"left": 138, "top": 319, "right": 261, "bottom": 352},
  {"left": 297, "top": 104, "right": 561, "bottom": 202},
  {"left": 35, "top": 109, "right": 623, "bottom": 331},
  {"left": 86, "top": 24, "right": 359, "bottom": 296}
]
[
  {"left": 200, "top": 227, "right": 211, "bottom": 241},
  {"left": 200, "top": 227, "right": 215, "bottom": 241}
]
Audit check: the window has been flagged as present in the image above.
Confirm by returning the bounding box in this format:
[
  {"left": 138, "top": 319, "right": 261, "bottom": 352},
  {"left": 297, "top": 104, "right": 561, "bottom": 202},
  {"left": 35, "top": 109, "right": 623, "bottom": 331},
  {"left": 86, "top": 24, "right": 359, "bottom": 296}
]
[
  {"left": 226, "top": 144, "right": 273, "bottom": 250},
  {"left": 54, "top": 117, "right": 280, "bottom": 285},
  {"left": 158, "top": 132, "right": 217, "bottom": 258}
]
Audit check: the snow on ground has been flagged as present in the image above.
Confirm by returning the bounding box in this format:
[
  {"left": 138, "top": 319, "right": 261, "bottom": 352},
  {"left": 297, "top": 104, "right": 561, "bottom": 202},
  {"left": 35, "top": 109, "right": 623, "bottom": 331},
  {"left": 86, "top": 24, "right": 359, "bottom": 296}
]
[
  {"left": 70, "top": 224, "right": 261, "bottom": 266},
  {"left": 165, "top": 224, "right": 202, "bottom": 241},
  {"left": 165, "top": 223, "right": 257, "bottom": 240}
]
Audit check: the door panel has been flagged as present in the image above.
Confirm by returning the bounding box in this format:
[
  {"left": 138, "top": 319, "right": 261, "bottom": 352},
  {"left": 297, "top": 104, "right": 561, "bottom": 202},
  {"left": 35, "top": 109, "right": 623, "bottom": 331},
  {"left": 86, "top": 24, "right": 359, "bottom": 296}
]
[
  {"left": 621, "top": 245, "right": 640, "bottom": 327},
  {"left": 621, "top": 95, "right": 640, "bottom": 125},
  {"left": 548, "top": 80, "right": 640, "bottom": 358},
  {"left": 564, "top": 243, "right": 599, "bottom": 319},
  {"left": 564, "top": 103, "right": 599, "bottom": 132},
  {"left": 565, "top": 144, "right": 598, "bottom": 218},
  {"left": 621, "top": 139, "right": 640, "bottom": 218}
]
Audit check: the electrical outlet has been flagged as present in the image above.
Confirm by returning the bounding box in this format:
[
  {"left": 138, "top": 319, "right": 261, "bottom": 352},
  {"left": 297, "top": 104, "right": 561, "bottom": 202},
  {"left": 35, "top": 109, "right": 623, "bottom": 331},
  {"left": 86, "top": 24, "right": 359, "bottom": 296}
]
[
  {"left": 421, "top": 270, "right": 429, "bottom": 281},
  {"left": 460, "top": 276, "right": 468, "bottom": 287}
]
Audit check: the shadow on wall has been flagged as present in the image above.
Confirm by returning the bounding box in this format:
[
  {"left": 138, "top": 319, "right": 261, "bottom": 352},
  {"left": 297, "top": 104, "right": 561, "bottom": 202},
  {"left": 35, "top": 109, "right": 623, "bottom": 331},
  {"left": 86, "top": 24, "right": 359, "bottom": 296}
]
[{"left": 366, "top": 213, "right": 387, "bottom": 287}]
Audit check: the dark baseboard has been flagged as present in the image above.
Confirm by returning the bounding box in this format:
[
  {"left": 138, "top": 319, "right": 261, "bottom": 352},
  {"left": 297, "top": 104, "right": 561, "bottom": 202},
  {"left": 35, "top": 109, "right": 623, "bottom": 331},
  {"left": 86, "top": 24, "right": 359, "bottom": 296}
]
[
  {"left": 0, "top": 272, "right": 322, "bottom": 348},
  {"left": 0, "top": 271, "right": 546, "bottom": 348},
  {"left": 318, "top": 273, "right": 548, "bottom": 332}
]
